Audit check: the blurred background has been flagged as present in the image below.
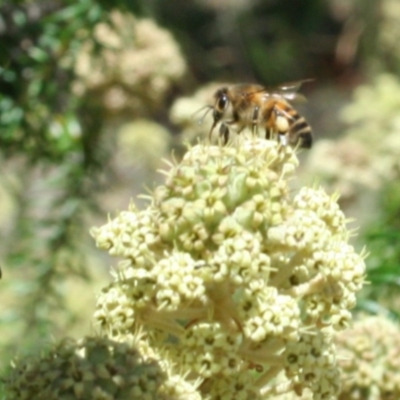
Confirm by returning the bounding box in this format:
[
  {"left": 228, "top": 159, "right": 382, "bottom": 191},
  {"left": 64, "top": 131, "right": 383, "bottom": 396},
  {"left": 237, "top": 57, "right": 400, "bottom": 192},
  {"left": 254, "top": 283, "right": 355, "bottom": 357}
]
[{"left": 0, "top": 0, "right": 400, "bottom": 378}]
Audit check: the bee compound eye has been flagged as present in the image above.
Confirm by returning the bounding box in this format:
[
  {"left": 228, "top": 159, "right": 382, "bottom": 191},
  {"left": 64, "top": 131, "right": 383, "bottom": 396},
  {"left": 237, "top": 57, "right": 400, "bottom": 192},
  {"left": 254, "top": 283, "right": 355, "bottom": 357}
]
[{"left": 217, "top": 94, "right": 228, "bottom": 111}]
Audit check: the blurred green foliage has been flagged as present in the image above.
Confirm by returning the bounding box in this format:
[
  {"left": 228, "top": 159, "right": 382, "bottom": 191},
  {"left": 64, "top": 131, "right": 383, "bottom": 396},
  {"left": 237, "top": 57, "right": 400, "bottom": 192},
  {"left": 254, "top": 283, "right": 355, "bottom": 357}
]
[
  {"left": 140, "top": 0, "right": 337, "bottom": 83},
  {"left": 360, "top": 180, "right": 400, "bottom": 319},
  {"left": 337, "top": 73, "right": 400, "bottom": 318},
  {"left": 0, "top": 0, "right": 111, "bottom": 363},
  {"left": 0, "top": 0, "right": 106, "bottom": 161}
]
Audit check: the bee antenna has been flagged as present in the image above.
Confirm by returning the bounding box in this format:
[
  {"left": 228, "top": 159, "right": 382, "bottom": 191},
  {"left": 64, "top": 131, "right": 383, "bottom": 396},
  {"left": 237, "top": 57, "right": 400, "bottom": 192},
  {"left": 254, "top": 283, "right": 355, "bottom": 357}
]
[
  {"left": 208, "top": 120, "right": 217, "bottom": 141},
  {"left": 199, "top": 106, "right": 214, "bottom": 125},
  {"left": 193, "top": 105, "right": 213, "bottom": 126}
]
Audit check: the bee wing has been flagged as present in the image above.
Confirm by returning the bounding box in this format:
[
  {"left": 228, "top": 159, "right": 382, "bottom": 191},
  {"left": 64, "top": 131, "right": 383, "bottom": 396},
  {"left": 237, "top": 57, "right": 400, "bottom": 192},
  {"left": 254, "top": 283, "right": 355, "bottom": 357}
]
[
  {"left": 276, "top": 79, "right": 314, "bottom": 91},
  {"left": 280, "top": 92, "right": 308, "bottom": 103},
  {"left": 265, "top": 79, "right": 314, "bottom": 103}
]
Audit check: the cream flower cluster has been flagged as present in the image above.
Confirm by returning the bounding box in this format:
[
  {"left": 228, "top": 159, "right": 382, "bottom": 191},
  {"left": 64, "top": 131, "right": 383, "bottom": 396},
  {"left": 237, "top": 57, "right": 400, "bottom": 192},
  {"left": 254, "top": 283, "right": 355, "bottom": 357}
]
[
  {"left": 6, "top": 337, "right": 166, "bottom": 400},
  {"left": 336, "top": 315, "right": 400, "bottom": 400},
  {"left": 4, "top": 336, "right": 202, "bottom": 400},
  {"left": 74, "top": 11, "right": 187, "bottom": 115},
  {"left": 91, "top": 138, "right": 366, "bottom": 399},
  {"left": 341, "top": 74, "right": 400, "bottom": 180},
  {"left": 301, "top": 74, "right": 400, "bottom": 229}
]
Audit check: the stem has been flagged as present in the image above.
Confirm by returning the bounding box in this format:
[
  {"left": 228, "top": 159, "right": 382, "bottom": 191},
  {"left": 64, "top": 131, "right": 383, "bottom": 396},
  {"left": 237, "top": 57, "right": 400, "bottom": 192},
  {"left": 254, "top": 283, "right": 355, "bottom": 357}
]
[
  {"left": 282, "top": 273, "right": 325, "bottom": 298},
  {"left": 238, "top": 338, "right": 286, "bottom": 365},
  {"left": 139, "top": 307, "right": 185, "bottom": 338}
]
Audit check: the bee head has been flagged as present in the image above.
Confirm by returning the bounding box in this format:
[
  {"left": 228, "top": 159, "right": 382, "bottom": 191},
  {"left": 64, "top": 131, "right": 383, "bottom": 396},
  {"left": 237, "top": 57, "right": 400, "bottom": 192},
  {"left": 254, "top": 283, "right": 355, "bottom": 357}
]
[{"left": 212, "top": 87, "right": 230, "bottom": 122}]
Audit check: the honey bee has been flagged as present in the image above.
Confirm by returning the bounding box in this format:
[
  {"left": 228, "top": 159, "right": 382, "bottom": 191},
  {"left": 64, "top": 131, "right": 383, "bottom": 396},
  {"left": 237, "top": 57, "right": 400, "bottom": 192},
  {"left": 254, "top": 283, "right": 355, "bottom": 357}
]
[{"left": 208, "top": 80, "right": 313, "bottom": 148}]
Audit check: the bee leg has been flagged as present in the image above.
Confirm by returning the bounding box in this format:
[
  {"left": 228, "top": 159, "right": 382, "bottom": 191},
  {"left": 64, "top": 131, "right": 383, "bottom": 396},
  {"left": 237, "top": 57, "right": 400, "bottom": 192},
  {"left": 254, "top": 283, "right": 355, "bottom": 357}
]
[
  {"left": 274, "top": 109, "right": 290, "bottom": 133},
  {"left": 263, "top": 107, "right": 274, "bottom": 140},
  {"left": 278, "top": 133, "right": 288, "bottom": 146},
  {"left": 219, "top": 123, "right": 230, "bottom": 144},
  {"left": 272, "top": 106, "right": 292, "bottom": 146},
  {"left": 251, "top": 106, "right": 259, "bottom": 136},
  {"left": 209, "top": 120, "right": 218, "bottom": 141}
]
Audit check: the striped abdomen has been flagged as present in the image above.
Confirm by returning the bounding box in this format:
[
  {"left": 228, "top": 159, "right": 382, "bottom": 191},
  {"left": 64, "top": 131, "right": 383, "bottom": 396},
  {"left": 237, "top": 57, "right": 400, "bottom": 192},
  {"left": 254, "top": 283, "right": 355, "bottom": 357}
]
[{"left": 263, "top": 99, "right": 312, "bottom": 149}]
